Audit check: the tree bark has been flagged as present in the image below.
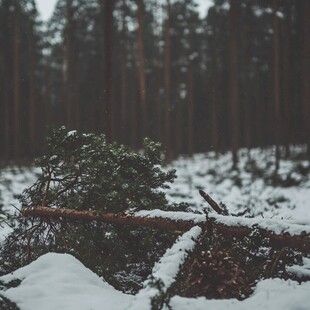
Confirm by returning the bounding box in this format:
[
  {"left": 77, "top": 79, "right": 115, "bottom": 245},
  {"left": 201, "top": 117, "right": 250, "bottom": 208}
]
[
  {"left": 103, "top": 0, "right": 114, "bottom": 141},
  {"left": 28, "top": 1, "right": 37, "bottom": 155},
  {"left": 13, "top": 4, "right": 21, "bottom": 159},
  {"left": 65, "top": 0, "right": 74, "bottom": 129},
  {"left": 136, "top": 0, "right": 147, "bottom": 138},
  {"left": 283, "top": 3, "right": 291, "bottom": 158},
  {"left": 164, "top": 0, "right": 171, "bottom": 158},
  {"left": 302, "top": 0, "right": 310, "bottom": 157},
  {"left": 120, "top": 0, "right": 128, "bottom": 144},
  {"left": 230, "top": 0, "right": 239, "bottom": 169},
  {"left": 187, "top": 64, "right": 194, "bottom": 156},
  {"left": 273, "top": 0, "right": 281, "bottom": 172},
  {"left": 22, "top": 206, "right": 310, "bottom": 252}
]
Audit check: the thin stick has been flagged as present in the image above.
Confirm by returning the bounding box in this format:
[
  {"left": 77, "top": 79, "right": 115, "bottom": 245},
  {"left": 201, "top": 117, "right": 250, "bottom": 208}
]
[{"left": 199, "top": 190, "right": 223, "bottom": 215}]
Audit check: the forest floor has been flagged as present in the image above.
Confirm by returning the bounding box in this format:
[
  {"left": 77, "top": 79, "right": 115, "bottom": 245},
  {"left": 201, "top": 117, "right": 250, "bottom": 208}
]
[{"left": 0, "top": 145, "right": 310, "bottom": 309}]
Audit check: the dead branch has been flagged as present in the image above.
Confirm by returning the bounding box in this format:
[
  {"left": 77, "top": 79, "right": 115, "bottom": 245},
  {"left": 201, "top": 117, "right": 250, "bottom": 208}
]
[
  {"left": 22, "top": 206, "right": 310, "bottom": 252},
  {"left": 22, "top": 206, "right": 194, "bottom": 232},
  {"left": 199, "top": 190, "right": 223, "bottom": 214}
]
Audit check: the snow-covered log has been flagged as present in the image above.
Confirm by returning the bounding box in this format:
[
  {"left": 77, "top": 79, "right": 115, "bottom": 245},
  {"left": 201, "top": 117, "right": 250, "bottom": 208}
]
[
  {"left": 22, "top": 206, "right": 195, "bottom": 232},
  {"left": 127, "top": 226, "right": 202, "bottom": 310},
  {"left": 22, "top": 206, "right": 310, "bottom": 252}
]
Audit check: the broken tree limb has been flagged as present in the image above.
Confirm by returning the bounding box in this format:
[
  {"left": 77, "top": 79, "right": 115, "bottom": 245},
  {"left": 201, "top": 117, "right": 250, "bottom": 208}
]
[
  {"left": 22, "top": 206, "right": 195, "bottom": 232},
  {"left": 22, "top": 206, "right": 310, "bottom": 252},
  {"left": 199, "top": 190, "right": 223, "bottom": 214}
]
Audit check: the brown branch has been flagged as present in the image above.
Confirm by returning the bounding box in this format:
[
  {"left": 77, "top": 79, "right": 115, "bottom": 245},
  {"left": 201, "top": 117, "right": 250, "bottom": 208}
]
[
  {"left": 199, "top": 190, "right": 223, "bottom": 214},
  {"left": 22, "top": 206, "right": 194, "bottom": 232},
  {"left": 22, "top": 206, "right": 310, "bottom": 252}
]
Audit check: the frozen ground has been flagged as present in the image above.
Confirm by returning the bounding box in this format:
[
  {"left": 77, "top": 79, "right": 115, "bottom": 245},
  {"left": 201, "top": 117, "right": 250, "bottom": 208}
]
[
  {"left": 165, "top": 147, "right": 310, "bottom": 221},
  {"left": 0, "top": 146, "right": 310, "bottom": 309},
  {"left": 0, "top": 166, "right": 40, "bottom": 242}
]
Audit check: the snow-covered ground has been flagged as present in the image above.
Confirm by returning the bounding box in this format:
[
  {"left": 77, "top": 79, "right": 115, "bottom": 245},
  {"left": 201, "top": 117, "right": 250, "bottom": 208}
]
[
  {"left": 0, "top": 166, "right": 40, "bottom": 242},
  {"left": 0, "top": 146, "right": 310, "bottom": 309},
  {"left": 165, "top": 147, "right": 310, "bottom": 221}
]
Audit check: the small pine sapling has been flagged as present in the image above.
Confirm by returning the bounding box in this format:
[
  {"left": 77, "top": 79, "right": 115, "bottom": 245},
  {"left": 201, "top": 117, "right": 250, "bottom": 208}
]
[
  {"left": 20, "top": 127, "right": 178, "bottom": 213},
  {"left": 0, "top": 127, "right": 184, "bottom": 291}
]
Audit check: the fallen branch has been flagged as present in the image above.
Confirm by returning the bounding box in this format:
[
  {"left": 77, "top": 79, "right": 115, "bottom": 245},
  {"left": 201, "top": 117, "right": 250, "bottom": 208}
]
[
  {"left": 199, "top": 189, "right": 223, "bottom": 214},
  {"left": 22, "top": 206, "right": 310, "bottom": 252},
  {"left": 22, "top": 206, "right": 195, "bottom": 232}
]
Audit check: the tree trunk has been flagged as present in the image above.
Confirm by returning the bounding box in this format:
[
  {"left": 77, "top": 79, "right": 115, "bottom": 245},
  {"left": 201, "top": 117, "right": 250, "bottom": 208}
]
[
  {"left": 273, "top": 0, "right": 281, "bottom": 173},
  {"left": 283, "top": 3, "right": 291, "bottom": 158},
  {"left": 2, "top": 41, "right": 11, "bottom": 159},
  {"left": 103, "top": 0, "right": 114, "bottom": 141},
  {"left": 120, "top": 0, "right": 127, "bottom": 144},
  {"left": 187, "top": 65, "right": 194, "bottom": 156},
  {"left": 22, "top": 206, "right": 310, "bottom": 252},
  {"left": 230, "top": 0, "right": 239, "bottom": 169},
  {"left": 28, "top": 2, "right": 36, "bottom": 155},
  {"left": 65, "top": 0, "right": 75, "bottom": 129},
  {"left": 164, "top": 0, "right": 171, "bottom": 158},
  {"left": 136, "top": 0, "right": 147, "bottom": 139},
  {"left": 13, "top": 4, "right": 21, "bottom": 159},
  {"left": 302, "top": 0, "right": 310, "bottom": 157}
]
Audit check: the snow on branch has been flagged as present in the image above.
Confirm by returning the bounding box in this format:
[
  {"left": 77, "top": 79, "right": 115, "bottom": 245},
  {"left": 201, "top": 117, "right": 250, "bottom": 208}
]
[
  {"left": 126, "top": 226, "right": 202, "bottom": 310},
  {"left": 22, "top": 206, "right": 310, "bottom": 252}
]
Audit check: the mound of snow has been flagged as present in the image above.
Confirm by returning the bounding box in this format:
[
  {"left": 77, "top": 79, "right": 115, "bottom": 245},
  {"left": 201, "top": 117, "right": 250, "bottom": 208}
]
[
  {"left": 0, "top": 253, "right": 133, "bottom": 310},
  {"left": 170, "top": 278, "right": 310, "bottom": 310},
  {"left": 1, "top": 253, "right": 310, "bottom": 310}
]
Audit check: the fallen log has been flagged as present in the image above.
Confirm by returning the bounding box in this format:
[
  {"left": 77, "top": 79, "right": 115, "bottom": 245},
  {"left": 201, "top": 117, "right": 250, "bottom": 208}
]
[
  {"left": 22, "top": 206, "right": 195, "bottom": 232},
  {"left": 22, "top": 206, "right": 310, "bottom": 252}
]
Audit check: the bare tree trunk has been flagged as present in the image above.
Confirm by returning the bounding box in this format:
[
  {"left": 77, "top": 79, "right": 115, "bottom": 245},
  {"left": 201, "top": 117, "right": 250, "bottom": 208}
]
[
  {"left": 155, "top": 23, "right": 163, "bottom": 143},
  {"left": 28, "top": 2, "right": 36, "bottom": 155},
  {"left": 243, "top": 4, "right": 252, "bottom": 152},
  {"left": 136, "top": 0, "right": 147, "bottom": 139},
  {"left": 65, "top": 0, "right": 74, "bottom": 129},
  {"left": 44, "top": 60, "right": 51, "bottom": 128},
  {"left": 2, "top": 47, "right": 11, "bottom": 159},
  {"left": 273, "top": 0, "right": 281, "bottom": 173},
  {"left": 283, "top": 3, "right": 291, "bottom": 158},
  {"left": 13, "top": 5, "right": 21, "bottom": 159},
  {"left": 164, "top": 0, "right": 172, "bottom": 158},
  {"left": 187, "top": 65, "right": 194, "bottom": 156},
  {"left": 211, "top": 67, "right": 220, "bottom": 154},
  {"left": 120, "top": 0, "right": 127, "bottom": 144},
  {"left": 175, "top": 75, "right": 183, "bottom": 155},
  {"left": 230, "top": 0, "right": 239, "bottom": 169},
  {"left": 103, "top": 0, "right": 114, "bottom": 141},
  {"left": 302, "top": 0, "right": 310, "bottom": 157},
  {"left": 130, "top": 73, "right": 138, "bottom": 148}
]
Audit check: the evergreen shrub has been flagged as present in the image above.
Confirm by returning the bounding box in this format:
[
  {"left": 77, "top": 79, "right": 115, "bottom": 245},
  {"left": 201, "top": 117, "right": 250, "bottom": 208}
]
[{"left": 0, "top": 127, "right": 186, "bottom": 292}]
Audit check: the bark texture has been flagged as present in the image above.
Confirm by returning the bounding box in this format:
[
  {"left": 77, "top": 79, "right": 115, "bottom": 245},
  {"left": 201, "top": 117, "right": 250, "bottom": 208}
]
[{"left": 22, "top": 206, "right": 310, "bottom": 252}]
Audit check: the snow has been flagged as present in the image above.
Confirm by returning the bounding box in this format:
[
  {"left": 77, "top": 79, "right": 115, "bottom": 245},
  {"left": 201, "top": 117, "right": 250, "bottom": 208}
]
[
  {"left": 1, "top": 253, "right": 310, "bottom": 310},
  {"left": 0, "top": 166, "right": 40, "bottom": 242},
  {"left": 127, "top": 226, "right": 202, "bottom": 310},
  {"left": 0, "top": 253, "right": 133, "bottom": 310},
  {"left": 135, "top": 209, "right": 310, "bottom": 236},
  {"left": 286, "top": 257, "right": 310, "bottom": 279},
  {"left": 135, "top": 209, "right": 206, "bottom": 223},
  {"left": 165, "top": 147, "right": 310, "bottom": 221},
  {"left": 170, "top": 279, "right": 310, "bottom": 310},
  {"left": 1, "top": 146, "right": 310, "bottom": 309}
]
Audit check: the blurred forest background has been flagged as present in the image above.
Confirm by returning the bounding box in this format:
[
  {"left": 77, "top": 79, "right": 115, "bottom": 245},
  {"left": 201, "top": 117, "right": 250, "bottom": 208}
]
[{"left": 0, "top": 0, "right": 309, "bottom": 164}]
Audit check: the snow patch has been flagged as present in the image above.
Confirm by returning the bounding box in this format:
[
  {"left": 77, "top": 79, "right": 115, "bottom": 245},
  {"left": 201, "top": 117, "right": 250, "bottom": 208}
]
[
  {"left": 0, "top": 253, "right": 133, "bottom": 310},
  {"left": 170, "top": 278, "right": 310, "bottom": 310}
]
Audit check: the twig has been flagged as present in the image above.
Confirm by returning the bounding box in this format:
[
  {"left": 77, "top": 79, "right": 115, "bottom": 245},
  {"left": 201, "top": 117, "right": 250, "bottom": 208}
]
[{"left": 199, "top": 190, "right": 223, "bottom": 215}]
